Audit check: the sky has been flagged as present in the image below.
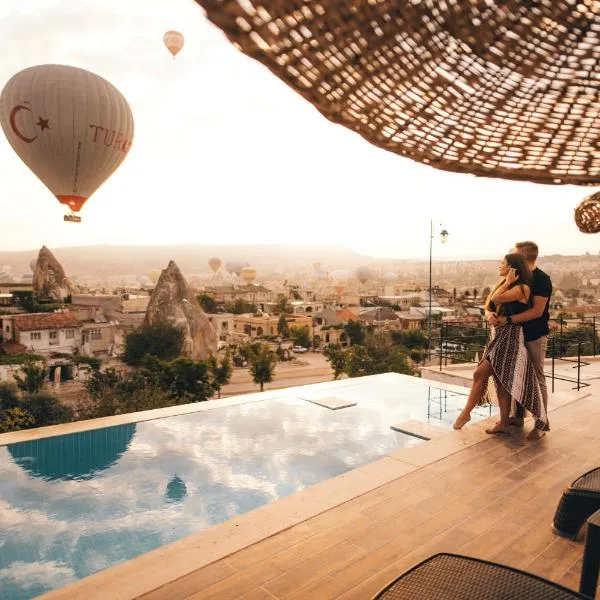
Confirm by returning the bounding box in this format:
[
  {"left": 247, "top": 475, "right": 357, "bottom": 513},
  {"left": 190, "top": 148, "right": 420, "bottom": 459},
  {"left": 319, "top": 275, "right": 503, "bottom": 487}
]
[{"left": 0, "top": 0, "right": 598, "bottom": 260}]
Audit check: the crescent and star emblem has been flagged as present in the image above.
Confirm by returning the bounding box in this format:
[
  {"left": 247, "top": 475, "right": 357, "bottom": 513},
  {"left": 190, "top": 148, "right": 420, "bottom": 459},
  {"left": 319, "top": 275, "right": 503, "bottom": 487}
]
[{"left": 9, "top": 104, "right": 50, "bottom": 143}]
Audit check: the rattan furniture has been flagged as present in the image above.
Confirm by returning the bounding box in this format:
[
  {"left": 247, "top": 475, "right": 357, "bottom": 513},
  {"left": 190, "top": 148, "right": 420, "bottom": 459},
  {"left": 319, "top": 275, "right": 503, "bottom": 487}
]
[
  {"left": 372, "top": 553, "right": 591, "bottom": 599},
  {"left": 553, "top": 467, "right": 600, "bottom": 540},
  {"left": 579, "top": 509, "right": 600, "bottom": 598}
]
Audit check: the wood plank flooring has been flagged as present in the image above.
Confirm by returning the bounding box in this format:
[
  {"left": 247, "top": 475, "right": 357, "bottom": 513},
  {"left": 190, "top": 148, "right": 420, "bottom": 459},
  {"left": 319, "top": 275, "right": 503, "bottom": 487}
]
[{"left": 139, "top": 394, "right": 600, "bottom": 599}]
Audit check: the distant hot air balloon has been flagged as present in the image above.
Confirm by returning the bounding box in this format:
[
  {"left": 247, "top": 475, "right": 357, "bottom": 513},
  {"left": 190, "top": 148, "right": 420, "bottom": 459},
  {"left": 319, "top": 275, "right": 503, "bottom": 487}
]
[
  {"left": 356, "top": 266, "right": 372, "bottom": 284},
  {"left": 163, "top": 31, "right": 184, "bottom": 57},
  {"left": 312, "top": 262, "right": 322, "bottom": 272},
  {"left": 240, "top": 266, "right": 257, "bottom": 285},
  {"left": 226, "top": 261, "right": 244, "bottom": 276},
  {"left": 0, "top": 65, "right": 134, "bottom": 222},
  {"left": 208, "top": 257, "right": 221, "bottom": 273},
  {"left": 335, "top": 285, "right": 345, "bottom": 295}
]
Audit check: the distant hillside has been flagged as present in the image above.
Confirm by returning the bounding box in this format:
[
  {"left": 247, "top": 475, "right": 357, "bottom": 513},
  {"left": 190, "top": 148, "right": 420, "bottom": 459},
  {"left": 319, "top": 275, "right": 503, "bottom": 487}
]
[{"left": 0, "top": 244, "right": 368, "bottom": 277}]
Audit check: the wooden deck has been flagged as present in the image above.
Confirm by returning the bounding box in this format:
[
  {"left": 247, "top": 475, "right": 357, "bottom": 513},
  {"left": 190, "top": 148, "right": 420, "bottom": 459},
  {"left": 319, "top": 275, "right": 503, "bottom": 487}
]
[{"left": 138, "top": 393, "right": 600, "bottom": 600}]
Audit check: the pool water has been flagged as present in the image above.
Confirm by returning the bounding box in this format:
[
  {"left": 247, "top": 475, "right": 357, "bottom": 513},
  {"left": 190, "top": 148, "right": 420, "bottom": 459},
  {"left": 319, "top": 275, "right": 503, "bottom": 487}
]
[{"left": 0, "top": 375, "right": 485, "bottom": 599}]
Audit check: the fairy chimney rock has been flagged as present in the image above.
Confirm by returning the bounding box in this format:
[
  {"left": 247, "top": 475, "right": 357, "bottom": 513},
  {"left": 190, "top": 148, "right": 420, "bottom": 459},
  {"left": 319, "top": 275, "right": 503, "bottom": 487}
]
[
  {"left": 144, "top": 260, "right": 217, "bottom": 360},
  {"left": 33, "top": 246, "right": 74, "bottom": 302}
]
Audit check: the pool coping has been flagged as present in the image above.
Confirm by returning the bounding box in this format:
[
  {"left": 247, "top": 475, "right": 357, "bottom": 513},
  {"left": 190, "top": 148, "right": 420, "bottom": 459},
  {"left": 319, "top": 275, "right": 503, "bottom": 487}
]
[{"left": 21, "top": 374, "right": 589, "bottom": 599}]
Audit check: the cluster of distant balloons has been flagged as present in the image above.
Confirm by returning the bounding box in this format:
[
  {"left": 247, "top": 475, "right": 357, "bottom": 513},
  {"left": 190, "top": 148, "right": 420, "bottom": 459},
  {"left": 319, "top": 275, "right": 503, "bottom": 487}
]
[{"left": 0, "top": 32, "right": 185, "bottom": 221}]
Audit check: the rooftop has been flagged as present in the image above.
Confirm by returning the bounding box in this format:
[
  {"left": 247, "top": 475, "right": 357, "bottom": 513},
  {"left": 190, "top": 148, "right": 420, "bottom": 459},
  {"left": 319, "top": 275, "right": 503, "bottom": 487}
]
[
  {"left": 2, "top": 366, "right": 596, "bottom": 600},
  {"left": 8, "top": 312, "right": 80, "bottom": 331}
]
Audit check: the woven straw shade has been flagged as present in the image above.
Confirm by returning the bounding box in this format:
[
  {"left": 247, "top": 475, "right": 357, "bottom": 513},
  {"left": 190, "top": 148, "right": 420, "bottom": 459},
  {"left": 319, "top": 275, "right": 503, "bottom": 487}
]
[
  {"left": 195, "top": 0, "right": 600, "bottom": 187},
  {"left": 575, "top": 192, "right": 600, "bottom": 233}
]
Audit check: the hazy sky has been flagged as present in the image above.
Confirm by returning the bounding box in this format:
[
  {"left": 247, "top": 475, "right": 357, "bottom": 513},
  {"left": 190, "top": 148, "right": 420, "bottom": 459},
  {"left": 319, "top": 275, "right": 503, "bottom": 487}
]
[{"left": 0, "top": 0, "right": 598, "bottom": 260}]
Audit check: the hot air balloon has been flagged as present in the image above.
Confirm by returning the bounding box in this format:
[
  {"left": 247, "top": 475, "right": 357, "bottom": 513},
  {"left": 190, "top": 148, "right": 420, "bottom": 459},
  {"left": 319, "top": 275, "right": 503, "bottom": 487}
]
[
  {"left": 312, "top": 262, "right": 322, "bottom": 272},
  {"left": 225, "top": 261, "right": 244, "bottom": 276},
  {"left": 208, "top": 257, "right": 221, "bottom": 273},
  {"left": 335, "top": 285, "right": 345, "bottom": 295},
  {"left": 240, "top": 266, "right": 257, "bottom": 285},
  {"left": 356, "top": 266, "right": 372, "bottom": 284},
  {"left": 0, "top": 64, "right": 134, "bottom": 222},
  {"left": 163, "top": 31, "right": 184, "bottom": 57}
]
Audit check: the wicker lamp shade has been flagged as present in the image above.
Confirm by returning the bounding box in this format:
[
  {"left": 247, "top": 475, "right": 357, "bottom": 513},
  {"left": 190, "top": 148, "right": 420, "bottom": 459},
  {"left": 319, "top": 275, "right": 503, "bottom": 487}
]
[
  {"left": 194, "top": 0, "right": 600, "bottom": 187},
  {"left": 575, "top": 193, "right": 600, "bottom": 234}
]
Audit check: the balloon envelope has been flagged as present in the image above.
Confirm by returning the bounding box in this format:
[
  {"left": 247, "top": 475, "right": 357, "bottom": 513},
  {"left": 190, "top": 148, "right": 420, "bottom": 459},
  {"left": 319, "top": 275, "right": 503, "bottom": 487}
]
[
  {"left": 163, "top": 31, "right": 184, "bottom": 57},
  {"left": 208, "top": 257, "right": 221, "bottom": 272},
  {"left": 240, "top": 266, "right": 257, "bottom": 284},
  {"left": 0, "top": 64, "right": 134, "bottom": 214},
  {"left": 356, "top": 266, "right": 372, "bottom": 284}
]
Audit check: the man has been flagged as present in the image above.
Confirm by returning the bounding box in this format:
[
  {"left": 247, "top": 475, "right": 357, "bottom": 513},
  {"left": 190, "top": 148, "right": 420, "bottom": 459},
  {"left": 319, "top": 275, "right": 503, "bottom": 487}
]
[{"left": 489, "top": 241, "right": 552, "bottom": 440}]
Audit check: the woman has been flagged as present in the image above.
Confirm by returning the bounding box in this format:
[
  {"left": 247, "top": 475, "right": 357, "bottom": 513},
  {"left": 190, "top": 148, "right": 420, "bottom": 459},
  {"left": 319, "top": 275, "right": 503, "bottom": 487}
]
[{"left": 453, "top": 253, "right": 549, "bottom": 434}]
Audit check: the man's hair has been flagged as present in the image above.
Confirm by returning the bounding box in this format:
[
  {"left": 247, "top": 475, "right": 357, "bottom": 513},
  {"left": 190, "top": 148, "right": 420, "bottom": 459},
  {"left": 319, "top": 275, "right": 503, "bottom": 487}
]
[{"left": 515, "top": 241, "right": 538, "bottom": 263}]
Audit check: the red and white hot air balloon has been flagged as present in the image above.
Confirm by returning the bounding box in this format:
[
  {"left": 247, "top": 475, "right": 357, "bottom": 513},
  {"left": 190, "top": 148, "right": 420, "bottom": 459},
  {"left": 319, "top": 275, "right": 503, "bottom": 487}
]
[
  {"left": 0, "top": 64, "right": 134, "bottom": 222},
  {"left": 163, "top": 31, "right": 184, "bottom": 58}
]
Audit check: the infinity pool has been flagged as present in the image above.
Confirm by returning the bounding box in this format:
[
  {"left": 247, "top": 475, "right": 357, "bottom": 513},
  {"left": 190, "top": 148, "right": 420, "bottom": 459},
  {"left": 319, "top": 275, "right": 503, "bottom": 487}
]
[{"left": 0, "top": 375, "right": 485, "bottom": 599}]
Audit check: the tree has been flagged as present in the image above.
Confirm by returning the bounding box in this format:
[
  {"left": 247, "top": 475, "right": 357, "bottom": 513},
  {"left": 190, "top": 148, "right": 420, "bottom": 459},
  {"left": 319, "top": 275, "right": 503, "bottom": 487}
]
[
  {"left": 0, "top": 407, "right": 35, "bottom": 433},
  {"left": 391, "top": 329, "right": 428, "bottom": 350},
  {"left": 122, "top": 321, "right": 185, "bottom": 366},
  {"left": 344, "top": 320, "right": 365, "bottom": 345},
  {"left": 197, "top": 293, "right": 218, "bottom": 313},
  {"left": 227, "top": 299, "right": 257, "bottom": 314},
  {"left": 290, "top": 325, "right": 311, "bottom": 348},
  {"left": 247, "top": 343, "right": 277, "bottom": 391},
  {"left": 473, "top": 288, "right": 478, "bottom": 299},
  {"left": 14, "top": 361, "right": 47, "bottom": 395},
  {"left": 0, "top": 382, "right": 20, "bottom": 410},
  {"left": 276, "top": 293, "right": 292, "bottom": 314},
  {"left": 22, "top": 391, "right": 73, "bottom": 427},
  {"left": 344, "top": 333, "right": 414, "bottom": 378},
  {"left": 208, "top": 355, "right": 232, "bottom": 398},
  {"left": 277, "top": 313, "right": 290, "bottom": 338},
  {"left": 323, "top": 343, "right": 346, "bottom": 380}
]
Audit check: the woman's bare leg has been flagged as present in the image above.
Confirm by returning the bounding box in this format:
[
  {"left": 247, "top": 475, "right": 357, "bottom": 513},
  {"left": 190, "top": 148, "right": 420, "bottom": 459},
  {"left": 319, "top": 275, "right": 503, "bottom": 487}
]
[
  {"left": 453, "top": 360, "right": 494, "bottom": 430},
  {"left": 486, "top": 382, "right": 511, "bottom": 434}
]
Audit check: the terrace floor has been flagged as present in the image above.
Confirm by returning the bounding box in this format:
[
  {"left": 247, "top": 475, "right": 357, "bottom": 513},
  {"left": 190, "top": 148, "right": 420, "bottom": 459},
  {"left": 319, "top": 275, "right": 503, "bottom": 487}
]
[{"left": 37, "top": 368, "right": 600, "bottom": 600}]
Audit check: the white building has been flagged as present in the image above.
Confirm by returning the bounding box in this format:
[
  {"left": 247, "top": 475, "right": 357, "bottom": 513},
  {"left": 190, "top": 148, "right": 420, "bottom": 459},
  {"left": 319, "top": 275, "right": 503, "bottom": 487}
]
[{"left": 1, "top": 312, "right": 81, "bottom": 356}]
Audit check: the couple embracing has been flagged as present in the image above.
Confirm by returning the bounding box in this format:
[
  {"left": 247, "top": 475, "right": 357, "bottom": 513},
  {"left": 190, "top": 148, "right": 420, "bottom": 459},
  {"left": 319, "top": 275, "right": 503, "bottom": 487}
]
[{"left": 453, "top": 241, "right": 552, "bottom": 440}]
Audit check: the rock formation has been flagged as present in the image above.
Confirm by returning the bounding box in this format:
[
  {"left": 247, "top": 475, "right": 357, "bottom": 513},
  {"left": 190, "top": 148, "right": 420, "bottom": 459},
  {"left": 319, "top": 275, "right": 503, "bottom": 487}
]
[
  {"left": 144, "top": 260, "right": 217, "bottom": 360},
  {"left": 33, "top": 246, "right": 74, "bottom": 302}
]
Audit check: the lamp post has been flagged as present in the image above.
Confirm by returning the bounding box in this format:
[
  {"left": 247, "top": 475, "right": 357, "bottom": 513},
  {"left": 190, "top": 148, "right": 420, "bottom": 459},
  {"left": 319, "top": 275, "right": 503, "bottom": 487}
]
[{"left": 427, "top": 221, "right": 449, "bottom": 361}]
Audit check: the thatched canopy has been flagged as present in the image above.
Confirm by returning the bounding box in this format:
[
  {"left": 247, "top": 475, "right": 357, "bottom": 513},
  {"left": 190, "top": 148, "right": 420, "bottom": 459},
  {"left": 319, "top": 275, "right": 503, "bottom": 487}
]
[{"left": 195, "top": 0, "right": 600, "bottom": 189}]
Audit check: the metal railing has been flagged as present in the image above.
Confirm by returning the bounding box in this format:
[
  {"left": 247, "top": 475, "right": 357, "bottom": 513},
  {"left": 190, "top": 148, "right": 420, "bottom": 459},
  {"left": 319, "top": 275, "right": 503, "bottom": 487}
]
[{"left": 431, "top": 318, "right": 594, "bottom": 392}]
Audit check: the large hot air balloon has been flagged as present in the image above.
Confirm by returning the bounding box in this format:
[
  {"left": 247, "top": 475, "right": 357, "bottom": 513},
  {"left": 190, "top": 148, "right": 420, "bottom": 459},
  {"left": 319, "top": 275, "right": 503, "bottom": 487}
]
[
  {"left": 356, "top": 266, "right": 372, "bottom": 284},
  {"left": 208, "top": 257, "right": 221, "bottom": 273},
  {"left": 0, "top": 64, "right": 134, "bottom": 222},
  {"left": 240, "top": 266, "right": 257, "bottom": 285},
  {"left": 163, "top": 31, "right": 184, "bottom": 57}
]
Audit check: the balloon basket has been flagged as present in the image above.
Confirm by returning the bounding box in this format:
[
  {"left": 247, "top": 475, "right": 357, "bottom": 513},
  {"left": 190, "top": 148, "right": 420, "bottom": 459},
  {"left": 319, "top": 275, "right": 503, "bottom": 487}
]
[{"left": 64, "top": 213, "right": 81, "bottom": 223}]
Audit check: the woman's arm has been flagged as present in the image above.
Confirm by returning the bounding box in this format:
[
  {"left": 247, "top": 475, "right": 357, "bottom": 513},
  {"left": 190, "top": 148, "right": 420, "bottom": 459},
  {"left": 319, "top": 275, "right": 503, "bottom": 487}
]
[{"left": 491, "top": 283, "right": 530, "bottom": 304}]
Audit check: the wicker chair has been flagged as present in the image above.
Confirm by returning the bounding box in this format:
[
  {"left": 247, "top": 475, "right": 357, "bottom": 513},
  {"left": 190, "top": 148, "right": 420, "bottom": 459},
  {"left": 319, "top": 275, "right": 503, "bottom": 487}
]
[
  {"left": 553, "top": 467, "right": 600, "bottom": 540},
  {"left": 372, "top": 553, "right": 591, "bottom": 599}
]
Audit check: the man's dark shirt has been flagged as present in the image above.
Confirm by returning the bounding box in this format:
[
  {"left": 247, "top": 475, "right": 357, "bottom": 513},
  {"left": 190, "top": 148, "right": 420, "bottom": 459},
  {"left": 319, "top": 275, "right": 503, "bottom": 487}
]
[{"left": 523, "top": 267, "right": 552, "bottom": 342}]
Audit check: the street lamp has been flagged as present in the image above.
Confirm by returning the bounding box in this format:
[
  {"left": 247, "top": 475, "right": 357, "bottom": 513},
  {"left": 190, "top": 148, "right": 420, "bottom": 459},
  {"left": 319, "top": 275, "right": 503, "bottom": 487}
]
[{"left": 428, "top": 221, "right": 449, "bottom": 360}]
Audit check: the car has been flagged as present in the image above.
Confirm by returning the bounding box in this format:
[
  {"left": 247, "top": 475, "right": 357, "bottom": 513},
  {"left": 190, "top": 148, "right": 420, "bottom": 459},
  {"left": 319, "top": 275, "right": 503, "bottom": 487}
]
[{"left": 292, "top": 345, "right": 308, "bottom": 353}]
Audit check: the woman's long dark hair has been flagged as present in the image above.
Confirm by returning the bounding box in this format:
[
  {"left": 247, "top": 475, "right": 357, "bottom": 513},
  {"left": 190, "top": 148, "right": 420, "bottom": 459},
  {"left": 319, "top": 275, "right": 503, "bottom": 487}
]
[{"left": 485, "top": 253, "right": 533, "bottom": 312}]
